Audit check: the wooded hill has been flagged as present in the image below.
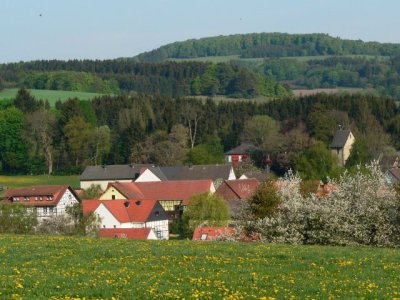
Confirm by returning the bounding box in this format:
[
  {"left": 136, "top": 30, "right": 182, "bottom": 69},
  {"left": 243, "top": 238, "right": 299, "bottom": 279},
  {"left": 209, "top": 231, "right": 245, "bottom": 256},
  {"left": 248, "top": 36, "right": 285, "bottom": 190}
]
[
  {"left": 134, "top": 33, "right": 400, "bottom": 99},
  {"left": 0, "top": 60, "right": 290, "bottom": 99}
]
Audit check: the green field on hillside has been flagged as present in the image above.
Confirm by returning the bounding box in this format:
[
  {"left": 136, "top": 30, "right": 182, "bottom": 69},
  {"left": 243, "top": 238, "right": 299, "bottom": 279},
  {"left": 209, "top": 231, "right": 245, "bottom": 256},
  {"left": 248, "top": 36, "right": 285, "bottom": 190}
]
[
  {"left": 0, "top": 89, "right": 103, "bottom": 106},
  {"left": 0, "top": 235, "right": 399, "bottom": 299},
  {"left": 0, "top": 175, "right": 80, "bottom": 197}
]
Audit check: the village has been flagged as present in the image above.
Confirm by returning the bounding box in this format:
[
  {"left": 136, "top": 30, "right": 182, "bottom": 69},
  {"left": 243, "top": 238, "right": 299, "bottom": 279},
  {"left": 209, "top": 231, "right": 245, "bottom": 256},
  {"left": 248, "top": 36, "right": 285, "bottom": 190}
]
[{"left": 4, "top": 127, "right": 400, "bottom": 242}]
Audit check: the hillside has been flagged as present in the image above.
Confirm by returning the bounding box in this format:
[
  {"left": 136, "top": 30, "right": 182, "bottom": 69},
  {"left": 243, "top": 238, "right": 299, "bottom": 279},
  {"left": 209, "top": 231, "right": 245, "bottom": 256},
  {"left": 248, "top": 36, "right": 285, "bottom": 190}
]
[
  {"left": 135, "top": 32, "right": 400, "bottom": 62},
  {"left": 1, "top": 234, "right": 399, "bottom": 299},
  {"left": 134, "top": 33, "right": 400, "bottom": 99}
]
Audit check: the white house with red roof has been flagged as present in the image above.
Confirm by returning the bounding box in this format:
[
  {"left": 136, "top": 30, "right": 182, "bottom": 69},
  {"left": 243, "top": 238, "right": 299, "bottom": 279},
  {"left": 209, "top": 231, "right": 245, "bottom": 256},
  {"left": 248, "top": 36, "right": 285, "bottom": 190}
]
[
  {"left": 4, "top": 185, "right": 79, "bottom": 221},
  {"left": 82, "top": 199, "right": 169, "bottom": 239},
  {"left": 98, "top": 180, "right": 215, "bottom": 219}
]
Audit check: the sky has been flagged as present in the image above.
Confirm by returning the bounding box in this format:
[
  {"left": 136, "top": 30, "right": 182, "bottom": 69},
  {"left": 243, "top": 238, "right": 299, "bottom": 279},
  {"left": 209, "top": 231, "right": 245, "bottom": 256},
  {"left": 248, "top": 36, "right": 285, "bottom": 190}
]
[{"left": 1, "top": 0, "right": 400, "bottom": 63}]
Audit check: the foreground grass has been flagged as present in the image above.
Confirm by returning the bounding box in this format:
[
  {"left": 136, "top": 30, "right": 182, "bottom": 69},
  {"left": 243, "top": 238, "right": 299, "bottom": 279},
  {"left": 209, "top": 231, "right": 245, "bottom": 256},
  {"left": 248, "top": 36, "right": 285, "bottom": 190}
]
[
  {"left": 0, "top": 89, "right": 103, "bottom": 106},
  {"left": 0, "top": 235, "right": 399, "bottom": 299}
]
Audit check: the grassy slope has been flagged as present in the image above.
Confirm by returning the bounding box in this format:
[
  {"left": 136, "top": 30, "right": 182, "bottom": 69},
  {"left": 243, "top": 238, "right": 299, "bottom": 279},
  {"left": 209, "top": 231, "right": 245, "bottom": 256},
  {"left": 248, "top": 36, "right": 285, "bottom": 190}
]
[
  {"left": 0, "top": 235, "right": 399, "bottom": 299},
  {"left": 0, "top": 175, "right": 80, "bottom": 197},
  {"left": 0, "top": 88, "right": 102, "bottom": 106}
]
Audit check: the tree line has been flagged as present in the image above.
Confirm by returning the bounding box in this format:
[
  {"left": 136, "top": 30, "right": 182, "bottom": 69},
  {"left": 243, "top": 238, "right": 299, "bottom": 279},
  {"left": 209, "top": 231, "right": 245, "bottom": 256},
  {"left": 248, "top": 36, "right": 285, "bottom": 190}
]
[
  {"left": 135, "top": 33, "right": 400, "bottom": 62},
  {"left": 0, "top": 60, "right": 290, "bottom": 98},
  {"left": 1, "top": 89, "right": 400, "bottom": 180}
]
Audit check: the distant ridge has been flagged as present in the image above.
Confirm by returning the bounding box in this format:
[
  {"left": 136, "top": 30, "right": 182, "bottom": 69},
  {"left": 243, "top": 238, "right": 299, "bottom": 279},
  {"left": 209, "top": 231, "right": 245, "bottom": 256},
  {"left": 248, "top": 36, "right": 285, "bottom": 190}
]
[{"left": 135, "top": 32, "right": 400, "bottom": 62}]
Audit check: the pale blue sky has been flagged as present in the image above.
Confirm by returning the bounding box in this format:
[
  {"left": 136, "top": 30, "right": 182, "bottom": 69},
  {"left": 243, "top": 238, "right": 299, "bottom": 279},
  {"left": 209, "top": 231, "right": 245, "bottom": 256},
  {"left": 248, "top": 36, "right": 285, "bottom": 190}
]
[{"left": 1, "top": 0, "right": 399, "bottom": 63}]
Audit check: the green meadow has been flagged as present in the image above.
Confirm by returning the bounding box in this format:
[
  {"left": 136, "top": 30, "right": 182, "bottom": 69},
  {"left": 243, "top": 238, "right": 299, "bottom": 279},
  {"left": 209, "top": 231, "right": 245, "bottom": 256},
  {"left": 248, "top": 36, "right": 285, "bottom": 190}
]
[
  {"left": 0, "top": 175, "right": 79, "bottom": 197},
  {"left": 0, "top": 88, "right": 103, "bottom": 106},
  {"left": 0, "top": 234, "right": 399, "bottom": 299}
]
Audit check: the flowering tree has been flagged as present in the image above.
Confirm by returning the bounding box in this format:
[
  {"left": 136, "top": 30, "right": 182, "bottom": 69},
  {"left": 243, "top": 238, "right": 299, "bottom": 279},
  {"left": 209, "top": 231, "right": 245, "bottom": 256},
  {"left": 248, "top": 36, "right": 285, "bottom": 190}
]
[{"left": 250, "top": 161, "right": 400, "bottom": 247}]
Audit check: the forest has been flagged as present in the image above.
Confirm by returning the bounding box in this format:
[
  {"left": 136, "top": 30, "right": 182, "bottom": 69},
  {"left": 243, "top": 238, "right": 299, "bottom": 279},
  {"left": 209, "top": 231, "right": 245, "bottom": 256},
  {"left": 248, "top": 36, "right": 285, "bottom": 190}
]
[
  {"left": 0, "top": 60, "right": 290, "bottom": 98},
  {"left": 1, "top": 88, "right": 399, "bottom": 181},
  {"left": 134, "top": 32, "right": 400, "bottom": 99}
]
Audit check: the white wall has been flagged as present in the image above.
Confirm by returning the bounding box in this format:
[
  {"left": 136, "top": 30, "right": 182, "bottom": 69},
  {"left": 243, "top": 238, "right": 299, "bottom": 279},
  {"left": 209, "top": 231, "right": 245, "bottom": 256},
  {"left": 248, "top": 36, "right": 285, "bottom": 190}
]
[
  {"left": 135, "top": 169, "right": 162, "bottom": 182},
  {"left": 228, "top": 167, "right": 236, "bottom": 180},
  {"left": 95, "top": 204, "right": 122, "bottom": 229}
]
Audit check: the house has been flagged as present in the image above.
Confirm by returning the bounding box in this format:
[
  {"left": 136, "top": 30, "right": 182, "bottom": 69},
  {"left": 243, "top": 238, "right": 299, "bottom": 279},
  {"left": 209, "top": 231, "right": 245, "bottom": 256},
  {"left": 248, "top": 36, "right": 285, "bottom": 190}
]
[
  {"left": 82, "top": 199, "right": 169, "bottom": 239},
  {"left": 224, "top": 143, "right": 256, "bottom": 167},
  {"left": 4, "top": 185, "right": 79, "bottom": 221},
  {"left": 99, "top": 180, "right": 215, "bottom": 218},
  {"left": 160, "top": 165, "right": 236, "bottom": 185},
  {"left": 80, "top": 164, "right": 234, "bottom": 190},
  {"left": 216, "top": 179, "right": 260, "bottom": 218},
  {"left": 192, "top": 227, "right": 235, "bottom": 241},
  {"left": 330, "top": 129, "right": 355, "bottom": 166},
  {"left": 79, "top": 164, "right": 166, "bottom": 190},
  {"left": 99, "top": 228, "right": 158, "bottom": 240}
]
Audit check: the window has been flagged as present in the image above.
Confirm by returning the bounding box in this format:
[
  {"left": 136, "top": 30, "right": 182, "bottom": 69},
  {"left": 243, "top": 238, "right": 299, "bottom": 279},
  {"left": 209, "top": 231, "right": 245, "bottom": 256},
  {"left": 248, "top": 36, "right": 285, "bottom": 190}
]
[
  {"left": 103, "top": 225, "right": 106, "bottom": 228},
  {"left": 39, "top": 196, "right": 43, "bottom": 201},
  {"left": 155, "top": 211, "right": 160, "bottom": 217},
  {"left": 113, "top": 225, "right": 116, "bottom": 228},
  {"left": 49, "top": 207, "right": 53, "bottom": 214},
  {"left": 200, "top": 234, "right": 208, "bottom": 240},
  {"left": 112, "top": 195, "right": 115, "bottom": 200},
  {"left": 47, "top": 195, "right": 53, "bottom": 201},
  {"left": 24, "top": 196, "right": 29, "bottom": 201},
  {"left": 34, "top": 197, "right": 38, "bottom": 201},
  {"left": 43, "top": 207, "right": 48, "bottom": 215}
]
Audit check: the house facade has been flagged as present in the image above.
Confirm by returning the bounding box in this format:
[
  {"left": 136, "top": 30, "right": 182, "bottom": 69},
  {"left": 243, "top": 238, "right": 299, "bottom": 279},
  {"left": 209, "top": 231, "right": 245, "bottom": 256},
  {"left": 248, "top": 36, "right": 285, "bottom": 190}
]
[
  {"left": 224, "top": 143, "right": 256, "bottom": 167},
  {"left": 83, "top": 199, "right": 169, "bottom": 239},
  {"left": 330, "top": 129, "right": 355, "bottom": 166},
  {"left": 99, "top": 180, "right": 215, "bottom": 219},
  {"left": 4, "top": 185, "right": 79, "bottom": 221}
]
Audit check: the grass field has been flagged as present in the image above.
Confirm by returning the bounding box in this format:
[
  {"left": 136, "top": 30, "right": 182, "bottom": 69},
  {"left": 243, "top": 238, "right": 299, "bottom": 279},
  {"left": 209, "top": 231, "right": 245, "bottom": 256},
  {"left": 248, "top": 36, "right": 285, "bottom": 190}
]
[
  {"left": 0, "top": 89, "right": 103, "bottom": 106},
  {"left": 0, "top": 235, "right": 399, "bottom": 299},
  {"left": 0, "top": 175, "right": 80, "bottom": 197}
]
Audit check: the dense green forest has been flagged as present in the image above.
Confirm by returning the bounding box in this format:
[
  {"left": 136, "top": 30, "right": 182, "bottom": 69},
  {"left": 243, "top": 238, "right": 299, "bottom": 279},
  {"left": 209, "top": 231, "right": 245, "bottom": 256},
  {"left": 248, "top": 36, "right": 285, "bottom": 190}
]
[
  {"left": 133, "top": 33, "right": 400, "bottom": 98},
  {"left": 1, "top": 89, "right": 399, "bottom": 180},
  {"left": 135, "top": 33, "right": 400, "bottom": 61},
  {"left": 0, "top": 60, "right": 290, "bottom": 98}
]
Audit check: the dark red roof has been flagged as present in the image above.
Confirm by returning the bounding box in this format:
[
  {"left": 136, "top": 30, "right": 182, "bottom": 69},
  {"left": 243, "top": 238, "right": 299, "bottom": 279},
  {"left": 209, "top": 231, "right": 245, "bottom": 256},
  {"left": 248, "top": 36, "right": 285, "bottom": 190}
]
[
  {"left": 216, "top": 179, "right": 260, "bottom": 200},
  {"left": 4, "top": 185, "right": 75, "bottom": 206},
  {"left": 99, "top": 228, "right": 153, "bottom": 239},
  {"left": 192, "top": 227, "right": 235, "bottom": 241},
  {"left": 109, "top": 180, "right": 213, "bottom": 205},
  {"left": 82, "top": 199, "right": 162, "bottom": 223}
]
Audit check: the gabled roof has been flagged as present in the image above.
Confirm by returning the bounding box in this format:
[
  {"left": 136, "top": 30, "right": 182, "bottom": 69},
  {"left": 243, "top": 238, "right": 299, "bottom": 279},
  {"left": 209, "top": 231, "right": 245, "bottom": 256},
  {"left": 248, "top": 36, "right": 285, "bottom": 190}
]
[
  {"left": 218, "top": 179, "right": 260, "bottom": 200},
  {"left": 192, "top": 227, "right": 235, "bottom": 241},
  {"left": 109, "top": 180, "right": 213, "bottom": 205},
  {"left": 82, "top": 199, "right": 164, "bottom": 223},
  {"left": 160, "top": 165, "right": 232, "bottom": 181},
  {"left": 224, "top": 143, "right": 256, "bottom": 155},
  {"left": 330, "top": 130, "right": 352, "bottom": 148},
  {"left": 99, "top": 228, "right": 154, "bottom": 239},
  {"left": 4, "top": 185, "right": 76, "bottom": 206},
  {"left": 80, "top": 164, "right": 167, "bottom": 181}
]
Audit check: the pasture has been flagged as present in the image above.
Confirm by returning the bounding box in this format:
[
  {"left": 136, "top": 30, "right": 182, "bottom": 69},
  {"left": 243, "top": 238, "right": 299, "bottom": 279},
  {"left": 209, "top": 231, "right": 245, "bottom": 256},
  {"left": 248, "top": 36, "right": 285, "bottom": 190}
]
[
  {"left": 0, "top": 234, "right": 399, "bottom": 299},
  {"left": 0, "top": 175, "right": 79, "bottom": 197},
  {"left": 0, "top": 89, "right": 103, "bottom": 106}
]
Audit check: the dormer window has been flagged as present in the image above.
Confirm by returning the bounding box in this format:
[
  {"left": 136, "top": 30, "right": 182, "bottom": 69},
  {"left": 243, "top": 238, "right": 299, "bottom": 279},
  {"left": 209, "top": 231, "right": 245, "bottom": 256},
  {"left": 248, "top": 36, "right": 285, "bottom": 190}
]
[
  {"left": 47, "top": 195, "right": 53, "bottom": 201},
  {"left": 35, "top": 197, "right": 38, "bottom": 201},
  {"left": 200, "top": 234, "right": 208, "bottom": 240},
  {"left": 24, "top": 197, "right": 29, "bottom": 201},
  {"left": 39, "top": 196, "right": 43, "bottom": 201},
  {"left": 12, "top": 197, "right": 19, "bottom": 202}
]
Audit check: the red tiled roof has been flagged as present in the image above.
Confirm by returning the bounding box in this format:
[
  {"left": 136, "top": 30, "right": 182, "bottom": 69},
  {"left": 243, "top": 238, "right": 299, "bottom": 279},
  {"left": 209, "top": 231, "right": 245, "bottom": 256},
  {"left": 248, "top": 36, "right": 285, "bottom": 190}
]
[
  {"left": 4, "top": 185, "right": 74, "bottom": 206},
  {"left": 192, "top": 227, "right": 235, "bottom": 241},
  {"left": 100, "top": 228, "right": 153, "bottom": 239},
  {"left": 109, "top": 180, "right": 213, "bottom": 205},
  {"left": 217, "top": 179, "right": 260, "bottom": 200},
  {"left": 82, "top": 199, "right": 161, "bottom": 223}
]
